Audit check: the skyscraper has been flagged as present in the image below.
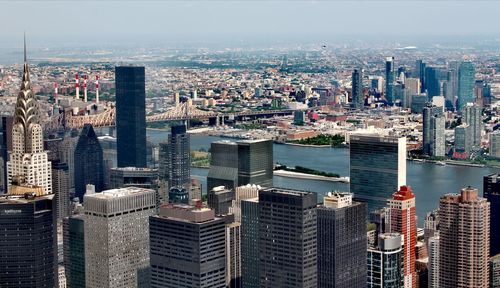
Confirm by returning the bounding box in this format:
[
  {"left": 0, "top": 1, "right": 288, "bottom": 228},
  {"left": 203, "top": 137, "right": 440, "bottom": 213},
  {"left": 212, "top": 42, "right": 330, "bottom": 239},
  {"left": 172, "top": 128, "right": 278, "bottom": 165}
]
[
  {"left": 489, "top": 131, "right": 500, "bottom": 158},
  {"left": 424, "top": 67, "right": 441, "bottom": 99},
  {"left": 165, "top": 124, "right": 191, "bottom": 189},
  {"left": 207, "top": 139, "right": 273, "bottom": 192},
  {"left": 457, "top": 61, "right": 475, "bottom": 112},
  {"left": 7, "top": 47, "right": 52, "bottom": 194},
  {"left": 454, "top": 124, "right": 472, "bottom": 155},
  {"left": 428, "top": 235, "right": 439, "bottom": 288},
  {"left": 483, "top": 174, "right": 500, "bottom": 257},
  {"left": 241, "top": 197, "right": 259, "bottom": 288},
  {"left": 462, "top": 103, "right": 482, "bottom": 147},
  {"left": 491, "top": 254, "right": 500, "bottom": 288},
  {"left": 415, "top": 60, "right": 426, "bottom": 93},
  {"left": 237, "top": 139, "right": 273, "bottom": 188},
  {"left": 367, "top": 233, "right": 404, "bottom": 288},
  {"left": 387, "top": 185, "right": 417, "bottom": 288},
  {"left": 0, "top": 41, "right": 57, "bottom": 287},
  {"left": 63, "top": 214, "right": 85, "bottom": 288},
  {"left": 438, "top": 187, "right": 490, "bottom": 288},
  {"left": 0, "top": 193, "right": 57, "bottom": 287},
  {"left": 423, "top": 104, "right": 446, "bottom": 157},
  {"left": 259, "top": 188, "right": 317, "bottom": 288},
  {"left": 53, "top": 161, "right": 70, "bottom": 220},
  {"left": 0, "top": 116, "right": 13, "bottom": 194},
  {"left": 116, "top": 66, "right": 146, "bottom": 168},
  {"left": 207, "top": 140, "right": 239, "bottom": 191},
  {"left": 84, "top": 187, "right": 156, "bottom": 288},
  {"left": 226, "top": 222, "right": 242, "bottom": 288},
  {"left": 208, "top": 185, "right": 235, "bottom": 215},
  {"left": 74, "top": 124, "right": 104, "bottom": 201},
  {"left": 317, "top": 192, "right": 367, "bottom": 288},
  {"left": 404, "top": 78, "right": 421, "bottom": 109},
  {"left": 385, "top": 57, "right": 395, "bottom": 104},
  {"left": 349, "top": 134, "right": 406, "bottom": 210},
  {"left": 352, "top": 68, "right": 363, "bottom": 109},
  {"left": 149, "top": 203, "right": 226, "bottom": 288}
]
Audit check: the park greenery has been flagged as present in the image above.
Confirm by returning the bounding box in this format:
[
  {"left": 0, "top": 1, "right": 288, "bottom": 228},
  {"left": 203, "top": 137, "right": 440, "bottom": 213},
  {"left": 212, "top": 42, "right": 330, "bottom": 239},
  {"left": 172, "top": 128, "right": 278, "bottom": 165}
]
[{"left": 290, "top": 134, "right": 345, "bottom": 147}]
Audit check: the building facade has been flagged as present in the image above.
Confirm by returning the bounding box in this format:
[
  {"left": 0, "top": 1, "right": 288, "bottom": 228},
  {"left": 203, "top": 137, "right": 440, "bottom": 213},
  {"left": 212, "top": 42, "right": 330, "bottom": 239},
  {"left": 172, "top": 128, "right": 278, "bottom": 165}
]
[
  {"left": 84, "top": 187, "right": 156, "bottom": 288},
  {"left": 317, "top": 192, "right": 367, "bottom": 288},
  {"left": 241, "top": 197, "right": 259, "bottom": 288},
  {"left": 423, "top": 104, "right": 445, "bottom": 157},
  {"left": 439, "top": 187, "right": 490, "bottom": 288},
  {"left": 53, "top": 161, "right": 70, "bottom": 220},
  {"left": 483, "top": 174, "right": 500, "bottom": 256},
  {"left": 208, "top": 186, "right": 235, "bottom": 215},
  {"left": 149, "top": 204, "right": 226, "bottom": 288},
  {"left": 259, "top": 188, "right": 317, "bottom": 288},
  {"left": 207, "top": 141, "right": 239, "bottom": 191},
  {"left": 0, "top": 194, "right": 57, "bottom": 288},
  {"left": 208, "top": 139, "right": 273, "bottom": 192},
  {"left": 115, "top": 66, "right": 147, "bottom": 168},
  {"left": 74, "top": 124, "right": 104, "bottom": 201},
  {"left": 385, "top": 57, "right": 395, "bottom": 104},
  {"left": 367, "top": 233, "right": 404, "bottom": 288},
  {"left": 462, "top": 103, "right": 482, "bottom": 147},
  {"left": 387, "top": 185, "right": 417, "bottom": 288},
  {"left": 349, "top": 134, "right": 406, "bottom": 211},
  {"left": 352, "top": 68, "right": 363, "bottom": 109},
  {"left": 63, "top": 214, "right": 85, "bottom": 288},
  {"left": 457, "top": 61, "right": 475, "bottom": 112}
]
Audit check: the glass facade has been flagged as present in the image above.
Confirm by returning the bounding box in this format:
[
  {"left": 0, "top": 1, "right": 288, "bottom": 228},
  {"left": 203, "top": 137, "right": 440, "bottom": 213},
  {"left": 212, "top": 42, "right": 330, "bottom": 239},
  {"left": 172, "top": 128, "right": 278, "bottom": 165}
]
[
  {"left": 317, "top": 201, "right": 367, "bottom": 288},
  {"left": 241, "top": 198, "right": 259, "bottom": 288},
  {"left": 349, "top": 135, "right": 406, "bottom": 211},
  {"left": 457, "top": 61, "right": 475, "bottom": 112},
  {"left": 74, "top": 124, "right": 104, "bottom": 201},
  {"left": 0, "top": 195, "right": 57, "bottom": 287},
  {"left": 115, "top": 66, "right": 147, "bottom": 168}
]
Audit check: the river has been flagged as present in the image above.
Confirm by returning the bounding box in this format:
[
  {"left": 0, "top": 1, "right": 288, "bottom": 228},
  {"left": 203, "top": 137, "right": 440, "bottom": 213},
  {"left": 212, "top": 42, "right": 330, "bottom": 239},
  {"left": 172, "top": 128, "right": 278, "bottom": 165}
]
[{"left": 147, "top": 130, "right": 500, "bottom": 225}]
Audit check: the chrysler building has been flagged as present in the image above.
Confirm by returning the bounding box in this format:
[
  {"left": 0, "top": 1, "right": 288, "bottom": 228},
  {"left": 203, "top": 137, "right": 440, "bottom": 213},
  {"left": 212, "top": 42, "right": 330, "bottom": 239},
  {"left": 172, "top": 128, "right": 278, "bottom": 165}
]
[{"left": 6, "top": 39, "right": 52, "bottom": 195}]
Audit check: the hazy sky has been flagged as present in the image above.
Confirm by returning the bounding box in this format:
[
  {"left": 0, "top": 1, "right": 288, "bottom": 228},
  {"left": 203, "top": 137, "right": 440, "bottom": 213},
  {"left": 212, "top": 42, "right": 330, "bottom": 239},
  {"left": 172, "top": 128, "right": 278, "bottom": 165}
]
[{"left": 1, "top": 1, "right": 500, "bottom": 47}]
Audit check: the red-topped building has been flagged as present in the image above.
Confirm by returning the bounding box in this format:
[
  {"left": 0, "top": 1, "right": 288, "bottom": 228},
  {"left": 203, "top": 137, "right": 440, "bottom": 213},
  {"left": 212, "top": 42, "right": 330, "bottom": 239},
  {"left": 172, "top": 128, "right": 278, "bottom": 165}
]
[{"left": 387, "top": 185, "right": 417, "bottom": 288}]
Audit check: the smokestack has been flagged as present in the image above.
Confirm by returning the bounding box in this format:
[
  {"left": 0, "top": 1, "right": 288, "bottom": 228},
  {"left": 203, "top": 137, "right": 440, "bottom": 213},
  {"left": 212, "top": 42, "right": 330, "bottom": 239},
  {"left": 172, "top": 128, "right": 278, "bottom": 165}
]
[
  {"left": 54, "top": 83, "right": 58, "bottom": 104},
  {"left": 95, "top": 75, "right": 100, "bottom": 104},
  {"left": 174, "top": 91, "right": 180, "bottom": 106},
  {"left": 75, "top": 73, "right": 80, "bottom": 100},
  {"left": 83, "top": 75, "right": 88, "bottom": 102}
]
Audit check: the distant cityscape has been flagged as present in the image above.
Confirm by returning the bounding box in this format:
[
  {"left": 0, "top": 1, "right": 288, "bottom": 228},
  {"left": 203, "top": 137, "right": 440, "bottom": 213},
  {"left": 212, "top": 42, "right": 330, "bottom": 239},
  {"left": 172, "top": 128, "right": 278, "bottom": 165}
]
[{"left": 0, "top": 37, "right": 499, "bottom": 288}]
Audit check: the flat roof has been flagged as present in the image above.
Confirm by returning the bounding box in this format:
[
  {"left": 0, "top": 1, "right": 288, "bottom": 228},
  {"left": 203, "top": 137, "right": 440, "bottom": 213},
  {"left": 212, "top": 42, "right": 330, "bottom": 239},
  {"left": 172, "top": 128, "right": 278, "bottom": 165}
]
[{"left": 84, "top": 187, "right": 153, "bottom": 199}]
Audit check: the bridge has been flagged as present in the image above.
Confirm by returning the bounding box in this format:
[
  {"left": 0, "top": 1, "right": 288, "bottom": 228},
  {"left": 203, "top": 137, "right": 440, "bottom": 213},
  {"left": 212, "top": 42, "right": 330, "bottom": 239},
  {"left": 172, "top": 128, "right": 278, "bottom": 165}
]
[{"left": 44, "top": 102, "right": 295, "bottom": 131}]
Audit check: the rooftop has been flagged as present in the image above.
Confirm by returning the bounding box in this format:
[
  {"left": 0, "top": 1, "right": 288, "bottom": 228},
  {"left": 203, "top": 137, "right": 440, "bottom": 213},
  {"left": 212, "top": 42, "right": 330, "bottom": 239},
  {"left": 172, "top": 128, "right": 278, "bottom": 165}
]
[{"left": 84, "top": 187, "right": 153, "bottom": 200}]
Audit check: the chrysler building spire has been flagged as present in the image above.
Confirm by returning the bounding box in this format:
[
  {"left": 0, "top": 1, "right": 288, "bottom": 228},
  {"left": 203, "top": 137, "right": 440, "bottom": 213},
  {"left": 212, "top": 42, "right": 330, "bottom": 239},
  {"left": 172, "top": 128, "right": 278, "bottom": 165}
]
[{"left": 6, "top": 37, "right": 52, "bottom": 195}]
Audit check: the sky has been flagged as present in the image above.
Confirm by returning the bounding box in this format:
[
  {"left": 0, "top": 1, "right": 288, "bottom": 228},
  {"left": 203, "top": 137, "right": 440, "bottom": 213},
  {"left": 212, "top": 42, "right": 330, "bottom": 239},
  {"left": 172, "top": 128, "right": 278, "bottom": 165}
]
[{"left": 1, "top": 1, "right": 500, "bottom": 48}]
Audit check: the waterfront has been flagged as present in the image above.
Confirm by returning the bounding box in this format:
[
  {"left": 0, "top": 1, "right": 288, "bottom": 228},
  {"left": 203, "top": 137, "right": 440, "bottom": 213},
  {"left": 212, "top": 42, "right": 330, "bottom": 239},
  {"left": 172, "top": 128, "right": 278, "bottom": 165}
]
[{"left": 148, "top": 130, "right": 500, "bottom": 225}]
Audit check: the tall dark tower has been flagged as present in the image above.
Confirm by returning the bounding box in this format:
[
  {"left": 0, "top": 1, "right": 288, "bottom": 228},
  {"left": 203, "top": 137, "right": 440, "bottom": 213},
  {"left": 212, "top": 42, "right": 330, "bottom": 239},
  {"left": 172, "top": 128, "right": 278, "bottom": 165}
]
[
  {"left": 385, "top": 57, "right": 395, "bottom": 104},
  {"left": 74, "top": 124, "right": 104, "bottom": 201},
  {"left": 317, "top": 193, "right": 367, "bottom": 288},
  {"left": 167, "top": 124, "right": 190, "bottom": 189},
  {"left": 115, "top": 66, "right": 146, "bottom": 168},
  {"left": 259, "top": 188, "right": 317, "bottom": 287},
  {"left": 351, "top": 68, "right": 363, "bottom": 109},
  {"left": 0, "top": 37, "right": 57, "bottom": 288}
]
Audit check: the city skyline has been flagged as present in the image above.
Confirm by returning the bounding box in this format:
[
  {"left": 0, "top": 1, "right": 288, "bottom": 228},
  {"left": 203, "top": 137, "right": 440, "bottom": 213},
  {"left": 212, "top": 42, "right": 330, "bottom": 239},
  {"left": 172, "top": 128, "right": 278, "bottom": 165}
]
[{"left": 1, "top": 10, "right": 499, "bottom": 285}]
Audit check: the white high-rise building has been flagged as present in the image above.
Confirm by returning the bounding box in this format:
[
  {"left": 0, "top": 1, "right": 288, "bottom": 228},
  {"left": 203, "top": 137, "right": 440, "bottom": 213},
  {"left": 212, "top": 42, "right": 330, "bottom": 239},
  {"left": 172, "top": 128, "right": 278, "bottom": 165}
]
[
  {"left": 6, "top": 41, "right": 52, "bottom": 195},
  {"left": 84, "top": 187, "right": 156, "bottom": 288},
  {"left": 428, "top": 235, "right": 439, "bottom": 288}
]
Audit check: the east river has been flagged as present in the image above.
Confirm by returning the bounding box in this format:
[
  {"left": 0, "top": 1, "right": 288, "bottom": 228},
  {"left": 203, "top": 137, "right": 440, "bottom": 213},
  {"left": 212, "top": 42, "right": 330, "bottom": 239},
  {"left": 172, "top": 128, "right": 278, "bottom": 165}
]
[{"left": 147, "top": 130, "right": 499, "bottom": 225}]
